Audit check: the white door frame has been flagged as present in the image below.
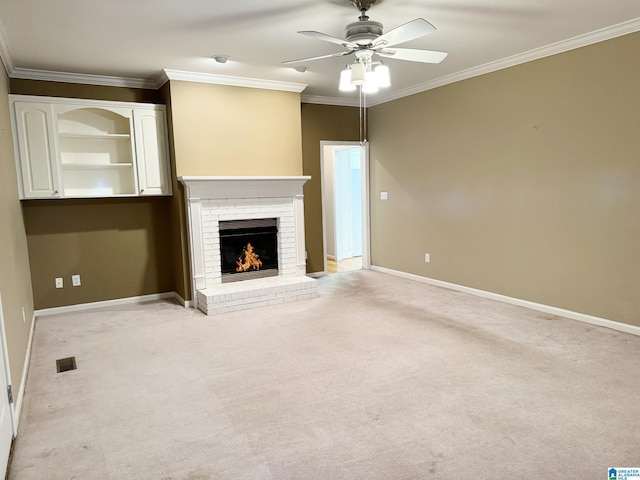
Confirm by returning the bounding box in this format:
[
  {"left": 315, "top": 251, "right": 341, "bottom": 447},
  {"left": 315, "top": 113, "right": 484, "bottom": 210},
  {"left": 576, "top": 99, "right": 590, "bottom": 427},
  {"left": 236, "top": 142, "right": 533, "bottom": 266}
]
[
  {"left": 0, "top": 293, "right": 16, "bottom": 479},
  {"left": 320, "top": 141, "right": 371, "bottom": 274}
]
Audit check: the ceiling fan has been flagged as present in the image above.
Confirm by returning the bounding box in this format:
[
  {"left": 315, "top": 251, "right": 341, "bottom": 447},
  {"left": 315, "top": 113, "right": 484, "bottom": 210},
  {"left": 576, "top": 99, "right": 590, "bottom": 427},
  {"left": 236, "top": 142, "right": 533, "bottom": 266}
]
[{"left": 282, "top": 0, "right": 448, "bottom": 67}]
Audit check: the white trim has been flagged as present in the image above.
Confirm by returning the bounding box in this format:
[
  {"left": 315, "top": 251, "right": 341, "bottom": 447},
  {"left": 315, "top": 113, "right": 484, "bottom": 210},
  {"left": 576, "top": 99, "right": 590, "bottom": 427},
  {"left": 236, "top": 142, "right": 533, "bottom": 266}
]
[
  {"left": 301, "top": 95, "right": 359, "bottom": 107},
  {"left": 173, "top": 292, "right": 195, "bottom": 308},
  {"left": 320, "top": 141, "right": 371, "bottom": 275},
  {"left": 0, "top": 18, "right": 636, "bottom": 103},
  {"left": 371, "top": 265, "right": 640, "bottom": 337},
  {"left": 13, "top": 311, "right": 35, "bottom": 432},
  {"left": 161, "top": 69, "right": 307, "bottom": 93},
  {"left": 9, "top": 94, "right": 165, "bottom": 111},
  {"left": 0, "top": 17, "right": 12, "bottom": 76},
  {"left": 34, "top": 292, "right": 177, "bottom": 316},
  {"left": 9, "top": 67, "right": 156, "bottom": 89},
  {"left": 0, "top": 294, "right": 15, "bottom": 440},
  {"left": 178, "top": 176, "right": 311, "bottom": 199},
  {"left": 368, "top": 17, "right": 640, "bottom": 107}
]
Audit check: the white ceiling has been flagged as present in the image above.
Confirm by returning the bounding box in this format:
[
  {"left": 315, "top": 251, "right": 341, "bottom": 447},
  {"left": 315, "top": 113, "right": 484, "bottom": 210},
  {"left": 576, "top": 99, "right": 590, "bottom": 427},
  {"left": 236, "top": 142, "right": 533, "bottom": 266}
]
[{"left": 1, "top": 0, "right": 639, "bottom": 105}]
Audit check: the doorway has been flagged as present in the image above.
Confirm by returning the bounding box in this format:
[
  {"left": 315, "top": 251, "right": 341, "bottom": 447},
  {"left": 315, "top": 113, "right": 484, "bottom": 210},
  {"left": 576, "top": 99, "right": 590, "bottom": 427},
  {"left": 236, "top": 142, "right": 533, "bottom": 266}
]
[
  {"left": 0, "top": 293, "right": 15, "bottom": 478},
  {"left": 320, "top": 141, "right": 370, "bottom": 275}
]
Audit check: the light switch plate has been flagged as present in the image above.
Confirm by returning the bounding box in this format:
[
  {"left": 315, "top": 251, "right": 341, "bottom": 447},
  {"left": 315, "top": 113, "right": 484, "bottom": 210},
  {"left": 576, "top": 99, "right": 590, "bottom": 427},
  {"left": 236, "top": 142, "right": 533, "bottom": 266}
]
[
  {"left": 72, "top": 274, "right": 81, "bottom": 286},
  {"left": 55, "top": 277, "right": 63, "bottom": 289},
  {"left": 380, "top": 191, "right": 388, "bottom": 200}
]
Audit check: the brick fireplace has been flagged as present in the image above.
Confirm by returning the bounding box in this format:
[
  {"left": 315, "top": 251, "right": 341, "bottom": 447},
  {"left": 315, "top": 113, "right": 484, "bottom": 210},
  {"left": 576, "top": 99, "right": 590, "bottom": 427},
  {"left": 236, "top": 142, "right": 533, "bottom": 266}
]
[{"left": 179, "top": 176, "right": 318, "bottom": 315}]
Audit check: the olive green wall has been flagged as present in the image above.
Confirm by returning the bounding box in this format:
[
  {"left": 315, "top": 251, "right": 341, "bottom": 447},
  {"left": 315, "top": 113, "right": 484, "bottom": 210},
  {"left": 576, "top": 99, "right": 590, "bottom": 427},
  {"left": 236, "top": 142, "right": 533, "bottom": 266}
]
[
  {"left": 9, "top": 78, "right": 162, "bottom": 103},
  {"left": 160, "top": 81, "right": 190, "bottom": 302},
  {"left": 10, "top": 80, "right": 175, "bottom": 309},
  {"left": 301, "top": 103, "right": 360, "bottom": 273},
  {"left": 169, "top": 80, "right": 303, "bottom": 176},
  {"left": 22, "top": 198, "right": 174, "bottom": 309},
  {"left": 368, "top": 32, "right": 640, "bottom": 327},
  {"left": 0, "top": 59, "right": 35, "bottom": 407}
]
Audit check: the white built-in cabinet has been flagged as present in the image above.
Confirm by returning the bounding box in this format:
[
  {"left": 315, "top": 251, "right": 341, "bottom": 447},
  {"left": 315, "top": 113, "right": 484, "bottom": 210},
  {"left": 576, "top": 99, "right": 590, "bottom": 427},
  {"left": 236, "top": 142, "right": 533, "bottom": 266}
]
[{"left": 9, "top": 95, "right": 171, "bottom": 199}]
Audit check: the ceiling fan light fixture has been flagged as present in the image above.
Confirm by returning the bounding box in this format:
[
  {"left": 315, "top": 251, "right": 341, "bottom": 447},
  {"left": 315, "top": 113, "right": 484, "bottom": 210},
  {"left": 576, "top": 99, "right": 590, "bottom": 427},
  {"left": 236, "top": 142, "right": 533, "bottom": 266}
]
[
  {"left": 339, "top": 68, "right": 356, "bottom": 92},
  {"left": 363, "top": 70, "right": 379, "bottom": 93},
  {"left": 350, "top": 62, "right": 367, "bottom": 85},
  {"left": 374, "top": 63, "right": 390, "bottom": 87}
]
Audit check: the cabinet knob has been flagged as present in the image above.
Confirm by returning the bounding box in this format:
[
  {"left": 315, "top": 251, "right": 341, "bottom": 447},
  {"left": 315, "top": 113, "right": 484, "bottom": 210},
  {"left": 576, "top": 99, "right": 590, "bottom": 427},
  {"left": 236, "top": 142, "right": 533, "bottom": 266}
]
[
  {"left": 53, "top": 190, "right": 58, "bottom": 195},
  {"left": 140, "top": 189, "right": 145, "bottom": 193}
]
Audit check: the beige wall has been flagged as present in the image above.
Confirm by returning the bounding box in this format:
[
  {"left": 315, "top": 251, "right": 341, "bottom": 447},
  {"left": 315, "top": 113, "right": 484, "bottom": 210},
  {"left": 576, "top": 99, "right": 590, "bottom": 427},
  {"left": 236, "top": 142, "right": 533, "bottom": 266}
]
[
  {"left": 0, "top": 60, "right": 35, "bottom": 404},
  {"left": 10, "top": 80, "right": 175, "bottom": 309},
  {"left": 167, "top": 80, "right": 305, "bottom": 299},
  {"left": 169, "top": 81, "right": 303, "bottom": 176},
  {"left": 301, "top": 103, "right": 360, "bottom": 273},
  {"left": 368, "top": 32, "right": 640, "bottom": 327}
]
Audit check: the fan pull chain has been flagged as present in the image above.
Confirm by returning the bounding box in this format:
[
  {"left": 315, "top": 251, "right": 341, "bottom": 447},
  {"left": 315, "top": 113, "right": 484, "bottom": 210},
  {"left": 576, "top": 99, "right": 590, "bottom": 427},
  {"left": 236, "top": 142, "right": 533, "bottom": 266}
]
[{"left": 358, "top": 85, "right": 368, "bottom": 145}]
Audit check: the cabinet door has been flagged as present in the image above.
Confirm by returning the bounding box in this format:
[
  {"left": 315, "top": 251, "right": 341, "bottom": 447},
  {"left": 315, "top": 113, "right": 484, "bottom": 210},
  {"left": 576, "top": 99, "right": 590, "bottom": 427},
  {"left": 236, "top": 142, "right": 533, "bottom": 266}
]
[
  {"left": 13, "top": 102, "right": 61, "bottom": 198},
  {"left": 133, "top": 109, "right": 171, "bottom": 196}
]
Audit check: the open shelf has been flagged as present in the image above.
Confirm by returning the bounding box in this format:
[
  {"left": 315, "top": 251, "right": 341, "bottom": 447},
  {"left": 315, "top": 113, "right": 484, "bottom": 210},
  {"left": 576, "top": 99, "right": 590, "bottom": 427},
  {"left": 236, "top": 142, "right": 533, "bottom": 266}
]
[
  {"left": 61, "top": 162, "right": 134, "bottom": 169},
  {"left": 59, "top": 133, "right": 131, "bottom": 140}
]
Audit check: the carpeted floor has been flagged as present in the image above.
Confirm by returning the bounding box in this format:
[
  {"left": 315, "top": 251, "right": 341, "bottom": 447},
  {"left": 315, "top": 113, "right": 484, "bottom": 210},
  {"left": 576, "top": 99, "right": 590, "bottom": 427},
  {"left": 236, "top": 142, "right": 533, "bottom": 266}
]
[{"left": 8, "top": 270, "right": 640, "bottom": 479}]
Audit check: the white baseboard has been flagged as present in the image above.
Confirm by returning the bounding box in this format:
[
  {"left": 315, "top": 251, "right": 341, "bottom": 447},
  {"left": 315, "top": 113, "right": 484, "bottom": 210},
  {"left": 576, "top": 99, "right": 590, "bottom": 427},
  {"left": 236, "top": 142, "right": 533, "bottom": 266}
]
[
  {"left": 13, "top": 311, "right": 35, "bottom": 431},
  {"left": 307, "top": 271, "right": 326, "bottom": 279},
  {"left": 370, "top": 265, "right": 640, "bottom": 337},
  {"left": 173, "top": 292, "right": 193, "bottom": 308},
  {"left": 34, "top": 292, "right": 178, "bottom": 317}
]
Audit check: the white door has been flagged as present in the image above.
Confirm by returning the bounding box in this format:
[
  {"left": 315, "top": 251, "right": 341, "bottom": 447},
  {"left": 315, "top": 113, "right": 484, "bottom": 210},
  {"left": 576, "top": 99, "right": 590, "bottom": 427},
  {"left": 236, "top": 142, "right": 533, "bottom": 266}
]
[{"left": 0, "top": 294, "right": 15, "bottom": 478}]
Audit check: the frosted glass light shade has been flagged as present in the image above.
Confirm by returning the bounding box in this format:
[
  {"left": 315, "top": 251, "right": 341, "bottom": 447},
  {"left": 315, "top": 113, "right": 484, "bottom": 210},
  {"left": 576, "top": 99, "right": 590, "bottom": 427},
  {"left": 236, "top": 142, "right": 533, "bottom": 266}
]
[
  {"left": 339, "top": 68, "right": 356, "bottom": 91},
  {"left": 350, "top": 62, "right": 367, "bottom": 85},
  {"left": 375, "top": 64, "right": 391, "bottom": 87},
  {"left": 363, "top": 71, "right": 379, "bottom": 93}
]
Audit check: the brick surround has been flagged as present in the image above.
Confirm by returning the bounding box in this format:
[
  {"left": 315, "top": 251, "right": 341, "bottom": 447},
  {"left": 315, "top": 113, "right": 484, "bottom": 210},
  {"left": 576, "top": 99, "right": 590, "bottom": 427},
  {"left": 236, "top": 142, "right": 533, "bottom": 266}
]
[{"left": 179, "top": 176, "right": 318, "bottom": 314}]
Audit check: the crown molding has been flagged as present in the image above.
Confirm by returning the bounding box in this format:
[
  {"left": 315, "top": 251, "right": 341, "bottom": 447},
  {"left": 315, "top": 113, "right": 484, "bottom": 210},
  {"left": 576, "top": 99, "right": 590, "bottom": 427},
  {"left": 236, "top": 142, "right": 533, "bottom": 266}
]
[
  {"left": 368, "top": 17, "right": 640, "bottom": 107},
  {"left": 1, "top": 16, "right": 637, "bottom": 100},
  {"left": 160, "top": 69, "right": 307, "bottom": 93},
  {"left": 301, "top": 94, "right": 359, "bottom": 107},
  {"left": 0, "top": 17, "right": 13, "bottom": 76},
  {"left": 8, "top": 67, "right": 156, "bottom": 89}
]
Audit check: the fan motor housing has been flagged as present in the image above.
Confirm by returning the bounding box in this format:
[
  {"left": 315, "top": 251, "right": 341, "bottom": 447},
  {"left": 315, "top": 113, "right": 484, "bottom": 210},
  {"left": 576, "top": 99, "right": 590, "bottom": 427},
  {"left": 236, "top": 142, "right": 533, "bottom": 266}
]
[{"left": 345, "top": 21, "right": 383, "bottom": 45}]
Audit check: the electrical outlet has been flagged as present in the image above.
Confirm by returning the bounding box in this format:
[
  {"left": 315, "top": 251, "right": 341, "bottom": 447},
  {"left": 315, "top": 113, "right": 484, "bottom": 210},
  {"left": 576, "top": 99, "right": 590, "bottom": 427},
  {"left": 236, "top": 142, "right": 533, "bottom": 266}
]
[
  {"left": 72, "top": 274, "right": 81, "bottom": 286},
  {"left": 380, "top": 191, "right": 388, "bottom": 200},
  {"left": 55, "top": 277, "right": 63, "bottom": 289},
  {"left": 424, "top": 253, "right": 430, "bottom": 263}
]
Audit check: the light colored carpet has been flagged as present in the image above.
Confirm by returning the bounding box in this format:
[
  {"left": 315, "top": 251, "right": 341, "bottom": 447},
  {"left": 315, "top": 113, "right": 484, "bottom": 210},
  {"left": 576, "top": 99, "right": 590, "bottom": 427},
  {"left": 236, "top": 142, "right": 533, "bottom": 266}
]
[{"left": 8, "top": 270, "right": 640, "bottom": 479}]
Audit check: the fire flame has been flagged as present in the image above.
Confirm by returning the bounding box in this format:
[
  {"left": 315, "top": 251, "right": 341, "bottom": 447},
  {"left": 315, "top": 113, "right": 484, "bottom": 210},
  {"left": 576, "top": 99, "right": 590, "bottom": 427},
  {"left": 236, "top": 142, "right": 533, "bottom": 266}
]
[{"left": 236, "top": 243, "right": 262, "bottom": 272}]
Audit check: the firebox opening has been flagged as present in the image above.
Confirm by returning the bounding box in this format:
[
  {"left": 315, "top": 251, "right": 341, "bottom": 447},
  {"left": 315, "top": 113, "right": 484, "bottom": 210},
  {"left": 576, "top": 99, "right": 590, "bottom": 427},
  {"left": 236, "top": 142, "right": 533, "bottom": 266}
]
[{"left": 219, "top": 218, "right": 278, "bottom": 283}]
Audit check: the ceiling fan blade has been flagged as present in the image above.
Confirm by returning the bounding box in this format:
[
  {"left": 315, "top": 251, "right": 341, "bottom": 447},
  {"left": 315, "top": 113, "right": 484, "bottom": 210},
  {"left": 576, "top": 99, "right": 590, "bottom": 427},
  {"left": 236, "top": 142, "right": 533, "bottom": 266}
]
[
  {"left": 373, "top": 18, "right": 436, "bottom": 48},
  {"left": 299, "top": 31, "right": 357, "bottom": 49},
  {"left": 282, "top": 50, "right": 353, "bottom": 65},
  {"left": 376, "top": 48, "right": 448, "bottom": 63}
]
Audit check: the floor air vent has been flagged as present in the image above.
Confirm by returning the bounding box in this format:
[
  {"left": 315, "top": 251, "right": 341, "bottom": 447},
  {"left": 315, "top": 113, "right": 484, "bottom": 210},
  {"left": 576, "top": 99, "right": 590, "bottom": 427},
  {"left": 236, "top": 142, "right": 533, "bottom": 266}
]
[{"left": 56, "top": 357, "right": 77, "bottom": 373}]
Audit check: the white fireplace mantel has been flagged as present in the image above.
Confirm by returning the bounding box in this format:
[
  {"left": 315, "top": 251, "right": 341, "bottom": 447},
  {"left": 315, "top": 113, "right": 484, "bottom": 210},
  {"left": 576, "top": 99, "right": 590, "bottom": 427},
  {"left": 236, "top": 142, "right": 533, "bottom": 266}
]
[
  {"left": 178, "top": 176, "right": 314, "bottom": 312},
  {"left": 179, "top": 176, "right": 311, "bottom": 200}
]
